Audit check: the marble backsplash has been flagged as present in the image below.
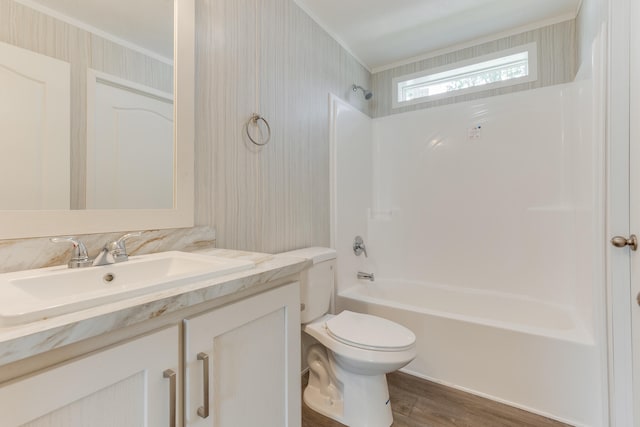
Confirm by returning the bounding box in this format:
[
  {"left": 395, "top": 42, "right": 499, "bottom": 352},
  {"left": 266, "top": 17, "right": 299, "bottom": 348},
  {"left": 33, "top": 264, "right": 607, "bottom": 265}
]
[{"left": 0, "top": 226, "right": 216, "bottom": 274}]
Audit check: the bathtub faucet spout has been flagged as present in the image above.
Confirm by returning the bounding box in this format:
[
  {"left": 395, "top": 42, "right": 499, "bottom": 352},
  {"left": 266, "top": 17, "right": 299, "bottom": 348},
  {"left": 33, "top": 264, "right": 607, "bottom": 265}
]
[{"left": 357, "top": 271, "right": 375, "bottom": 281}]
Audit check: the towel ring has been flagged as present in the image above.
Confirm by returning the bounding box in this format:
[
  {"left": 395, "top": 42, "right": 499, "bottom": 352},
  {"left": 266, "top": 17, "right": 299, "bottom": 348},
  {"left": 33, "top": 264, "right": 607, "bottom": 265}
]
[{"left": 246, "top": 114, "right": 271, "bottom": 146}]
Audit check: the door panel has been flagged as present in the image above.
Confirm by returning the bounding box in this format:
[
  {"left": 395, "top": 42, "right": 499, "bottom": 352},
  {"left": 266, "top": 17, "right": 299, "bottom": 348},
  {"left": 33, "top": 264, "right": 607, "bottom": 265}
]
[
  {"left": 0, "top": 326, "right": 179, "bottom": 427},
  {"left": 184, "top": 283, "right": 300, "bottom": 427},
  {"left": 86, "top": 71, "right": 173, "bottom": 209},
  {"left": 0, "top": 41, "right": 70, "bottom": 210},
  {"left": 630, "top": 0, "right": 640, "bottom": 423}
]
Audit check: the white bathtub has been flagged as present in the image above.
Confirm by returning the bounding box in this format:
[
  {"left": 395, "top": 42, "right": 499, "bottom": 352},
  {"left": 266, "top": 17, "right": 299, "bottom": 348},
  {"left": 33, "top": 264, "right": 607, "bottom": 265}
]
[{"left": 336, "top": 280, "right": 603, "bottom": 427}]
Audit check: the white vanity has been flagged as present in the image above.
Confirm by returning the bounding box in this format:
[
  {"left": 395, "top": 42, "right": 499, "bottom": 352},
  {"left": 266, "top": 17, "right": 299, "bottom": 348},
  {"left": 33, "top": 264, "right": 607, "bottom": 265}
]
[{"left": 0, "top": 249, "right": 308, "bottom": 427}]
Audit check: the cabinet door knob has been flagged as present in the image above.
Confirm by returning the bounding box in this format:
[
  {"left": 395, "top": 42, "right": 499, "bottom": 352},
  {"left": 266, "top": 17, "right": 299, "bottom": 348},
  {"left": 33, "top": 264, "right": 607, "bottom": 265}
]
[
  {"left": 611, "top": 235, "right": 638, "bottom": 251},
  {"left": 163, "top": 369, "right": 177, "bottom": 427},
  {"left": 197, "top": 352, "right": 210, "bottom": 418}
]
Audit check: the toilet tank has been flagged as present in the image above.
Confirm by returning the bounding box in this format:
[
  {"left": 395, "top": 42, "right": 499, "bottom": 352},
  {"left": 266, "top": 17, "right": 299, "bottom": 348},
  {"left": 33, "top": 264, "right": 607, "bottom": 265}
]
[{"left": 278, "top": 247, "right": 336, "bottom": 323}]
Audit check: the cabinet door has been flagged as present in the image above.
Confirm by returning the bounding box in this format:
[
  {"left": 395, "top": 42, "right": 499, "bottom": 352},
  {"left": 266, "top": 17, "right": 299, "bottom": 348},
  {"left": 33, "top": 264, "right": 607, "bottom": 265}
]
[
  {"left": 0, "top": 326, "right": 179, "bottom": 427},
  {"left": 184, "top": 282, "right": 300, "bottom": 427}
]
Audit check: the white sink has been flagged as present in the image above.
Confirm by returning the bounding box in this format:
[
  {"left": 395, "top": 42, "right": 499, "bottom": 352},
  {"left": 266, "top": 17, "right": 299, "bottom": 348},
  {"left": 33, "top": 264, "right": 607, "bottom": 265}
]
[{"left": 0, "top": 251, "right": 255, "bottom": 326}]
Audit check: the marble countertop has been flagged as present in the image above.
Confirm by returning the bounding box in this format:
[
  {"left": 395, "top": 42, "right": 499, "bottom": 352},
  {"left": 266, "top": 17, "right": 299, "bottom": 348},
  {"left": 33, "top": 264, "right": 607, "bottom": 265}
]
[{"left": 0, "top": 249, "right": 309, "bottom": 366}]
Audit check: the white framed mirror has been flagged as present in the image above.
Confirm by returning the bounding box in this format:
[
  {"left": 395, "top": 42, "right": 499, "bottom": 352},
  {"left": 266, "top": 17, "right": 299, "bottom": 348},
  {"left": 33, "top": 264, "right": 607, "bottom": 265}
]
[{"left": 0, "top": 0, "right": 194, "bottom": 239}]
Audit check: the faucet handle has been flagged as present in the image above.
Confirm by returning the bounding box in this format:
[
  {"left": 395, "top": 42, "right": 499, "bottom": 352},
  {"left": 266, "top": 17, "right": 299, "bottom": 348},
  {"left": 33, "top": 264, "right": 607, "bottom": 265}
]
[
  {"left": 353, "top": 236, "right": 368, "bottom": 258},
  {"left": 111, "top": 232, "right": 142, "bottom": 261},
  {"left": 50, "top": 236, "right": 92, "bottom": 268},
  {"left": 115, "top": 232, "right": 142, "bottom": 247}
]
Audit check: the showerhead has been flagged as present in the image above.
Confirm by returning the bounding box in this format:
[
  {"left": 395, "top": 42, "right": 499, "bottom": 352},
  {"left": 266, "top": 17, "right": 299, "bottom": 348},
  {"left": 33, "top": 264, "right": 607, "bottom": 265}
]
[{"left": 352, "top": 84, "right": 373, "bottom": 100}]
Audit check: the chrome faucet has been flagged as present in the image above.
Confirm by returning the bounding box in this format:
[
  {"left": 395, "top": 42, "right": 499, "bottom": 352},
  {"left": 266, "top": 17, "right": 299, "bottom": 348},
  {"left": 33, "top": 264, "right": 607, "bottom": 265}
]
[
  {"left": 353, "top": 236, "right": 368, "bottom": 257},
  {"left": 50, "top": 237, "right": 93, "bottom": 268},
  {"left": 51, "top": 232, "right": 142, "bottom": 268},
  {"left": 93, "top": 232, "right": 142, "bottom": 266},
  {"left": 357, "top": 271, "right": 375, "bottom": 281}
]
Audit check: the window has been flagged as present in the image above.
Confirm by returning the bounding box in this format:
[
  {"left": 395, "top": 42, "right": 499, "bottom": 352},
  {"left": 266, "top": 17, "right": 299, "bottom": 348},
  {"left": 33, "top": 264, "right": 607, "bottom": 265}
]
[{"left": 393, "top": 43, "right": 537, "bottom": 108}]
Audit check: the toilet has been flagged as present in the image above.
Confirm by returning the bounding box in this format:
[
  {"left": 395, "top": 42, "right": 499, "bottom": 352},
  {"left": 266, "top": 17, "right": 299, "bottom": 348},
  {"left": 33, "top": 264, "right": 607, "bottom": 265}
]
[{"left": 279, "top": 247, "right": 416, "bottom": 427}]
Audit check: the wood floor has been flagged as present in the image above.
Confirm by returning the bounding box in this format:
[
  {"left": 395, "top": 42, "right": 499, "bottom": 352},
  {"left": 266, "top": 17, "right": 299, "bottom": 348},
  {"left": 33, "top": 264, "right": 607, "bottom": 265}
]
[{"left": 301, "top": 371, "right": 572, "bottom": 427}]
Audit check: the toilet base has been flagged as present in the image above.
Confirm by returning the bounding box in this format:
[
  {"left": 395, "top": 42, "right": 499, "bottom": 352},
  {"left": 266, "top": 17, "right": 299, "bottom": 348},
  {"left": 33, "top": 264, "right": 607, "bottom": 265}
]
[
  {"left": 304, "top": 344, "right": 393, "bottom": 427},
  {"left": 304, "top": 382, "right": 346, "bottom": 423}
]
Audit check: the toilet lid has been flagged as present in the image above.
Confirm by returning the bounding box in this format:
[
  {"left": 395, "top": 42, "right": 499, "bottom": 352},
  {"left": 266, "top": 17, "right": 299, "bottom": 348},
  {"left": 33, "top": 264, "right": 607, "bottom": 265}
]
[{"left": 325, "top": 311, "right": 416, "bottom": 351}]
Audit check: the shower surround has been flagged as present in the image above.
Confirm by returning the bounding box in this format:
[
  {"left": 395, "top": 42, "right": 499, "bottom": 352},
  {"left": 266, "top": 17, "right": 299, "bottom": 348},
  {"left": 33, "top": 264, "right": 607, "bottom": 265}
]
[{"left": 330, "top": 80, "right": 605, "bottom": 426}]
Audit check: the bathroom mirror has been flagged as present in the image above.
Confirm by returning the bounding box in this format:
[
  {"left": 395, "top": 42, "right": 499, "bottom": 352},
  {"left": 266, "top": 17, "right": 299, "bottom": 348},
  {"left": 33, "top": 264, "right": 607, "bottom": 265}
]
[{"left": 0, "top": 0, "right": 194, "bottom": 239}]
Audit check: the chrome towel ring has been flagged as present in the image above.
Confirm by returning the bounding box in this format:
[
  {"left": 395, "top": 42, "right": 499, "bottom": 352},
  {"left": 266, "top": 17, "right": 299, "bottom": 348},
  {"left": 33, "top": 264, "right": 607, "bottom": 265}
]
[{"left": 246, "top": 113, "right": 271, "bottom": 146}]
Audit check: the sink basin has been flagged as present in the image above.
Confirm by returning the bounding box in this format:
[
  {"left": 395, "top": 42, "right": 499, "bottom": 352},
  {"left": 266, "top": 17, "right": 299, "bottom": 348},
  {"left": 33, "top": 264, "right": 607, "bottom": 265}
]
[{"left": 0, "top": 251, "right": 255, "bottom": 326}]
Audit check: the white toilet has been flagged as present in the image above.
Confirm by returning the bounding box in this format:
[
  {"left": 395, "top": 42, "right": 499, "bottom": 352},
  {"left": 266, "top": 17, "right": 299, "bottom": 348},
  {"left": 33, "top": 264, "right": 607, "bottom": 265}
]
[{"left": 280, "top": 247, "right": 416, "bottom": 427}]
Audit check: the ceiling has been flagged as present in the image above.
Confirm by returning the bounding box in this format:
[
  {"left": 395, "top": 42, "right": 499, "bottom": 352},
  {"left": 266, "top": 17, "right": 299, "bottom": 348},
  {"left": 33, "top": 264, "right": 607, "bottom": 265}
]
[
  {"left": 294, "top": 0, "right": 581, "bottom": 71},
  {"left": 21, "top": 0, "right": 581, "bottom": 69},
  {"left": 21, "top": 0, "right": 173, "bottom": 60}
]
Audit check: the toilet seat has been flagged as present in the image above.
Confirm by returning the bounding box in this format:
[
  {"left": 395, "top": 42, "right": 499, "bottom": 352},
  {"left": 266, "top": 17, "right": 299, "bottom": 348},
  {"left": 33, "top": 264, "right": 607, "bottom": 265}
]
[
  {"left": 304, "top": 313, "right": 417, "bottom": 376},
  {"left": 325, "top": 310, "right": 416, "bottom": 352}
]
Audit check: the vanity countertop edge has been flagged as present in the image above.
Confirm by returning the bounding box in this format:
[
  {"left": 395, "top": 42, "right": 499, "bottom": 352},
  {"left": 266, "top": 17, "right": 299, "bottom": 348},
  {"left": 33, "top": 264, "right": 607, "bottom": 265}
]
[{"left": 0, "top": 248, "right": 310, "bottom": 367}]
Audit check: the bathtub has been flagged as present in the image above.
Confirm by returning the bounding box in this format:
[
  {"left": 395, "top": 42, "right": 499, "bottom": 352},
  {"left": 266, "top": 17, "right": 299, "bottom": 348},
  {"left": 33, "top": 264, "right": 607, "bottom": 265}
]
[{"left": 336, "top": 280, "right": 603, "bottom": 427}]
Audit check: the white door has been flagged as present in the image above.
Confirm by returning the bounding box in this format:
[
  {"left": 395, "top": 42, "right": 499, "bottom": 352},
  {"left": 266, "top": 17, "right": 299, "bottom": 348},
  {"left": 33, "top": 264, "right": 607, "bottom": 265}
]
[
  {"left": 0, "top": 41, "right": 70, "bottom": 210},
  {"left": 611, "top": 0, "right": 638, "bottom": 425},
  {"left": 183, "top": 283, "right": 300, "bottom": 427},
  {"left": 0, "top": 326, "right": 179, "bottom": 427},
  {"left": 86, "top": 70, "right": 174, "bottom": 209},
  {"left": 630, "top": 0, "right": 640, "bottom": 423}
]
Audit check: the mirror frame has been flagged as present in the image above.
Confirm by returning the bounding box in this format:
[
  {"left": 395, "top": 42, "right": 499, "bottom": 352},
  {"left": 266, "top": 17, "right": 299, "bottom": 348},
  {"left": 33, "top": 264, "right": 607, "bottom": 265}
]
[{"left": 0, "top": 0, "right": 195, "bottom": 239}]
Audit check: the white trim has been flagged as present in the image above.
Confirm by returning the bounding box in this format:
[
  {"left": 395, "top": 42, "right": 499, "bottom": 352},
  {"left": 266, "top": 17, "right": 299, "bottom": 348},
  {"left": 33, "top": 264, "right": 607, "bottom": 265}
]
[
  {"left": 12, "top": 0, "right": 173, "bottom": 66},
  {"left": 631, "top": 0, "right": 640, "bottom": 420},
  {"left": 292, "top": 0, "right": 372, "bottom": 73},
  {"left": 607, "top": 0, "right": 635, "bottom": 423},
  {"left": 328, "top": 93, "right": 339, "bottom": 250},
  {"left": 88, "top": 69, "right": 174, "bottom": 103},
  {"left": 372, "top": 14, "right": 575, "bottom": 74},
  {"left": 589, "top": 16, "right": 612, "bottom": 427},
  {"left": 391, "top": 43, "right": 538, "bottom": 109}
]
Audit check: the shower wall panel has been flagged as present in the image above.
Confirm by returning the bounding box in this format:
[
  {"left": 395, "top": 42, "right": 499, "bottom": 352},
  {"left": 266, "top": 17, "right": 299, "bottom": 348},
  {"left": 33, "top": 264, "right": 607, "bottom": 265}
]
[{"left": 369, "top": 83, "right": 593, "bottom": 308}]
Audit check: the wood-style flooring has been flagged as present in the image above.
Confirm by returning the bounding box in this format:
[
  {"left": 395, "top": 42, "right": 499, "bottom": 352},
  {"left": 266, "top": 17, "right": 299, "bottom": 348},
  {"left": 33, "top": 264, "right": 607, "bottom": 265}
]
[{"left": 301, "top": 371, "right": 572, "bottom": 427}]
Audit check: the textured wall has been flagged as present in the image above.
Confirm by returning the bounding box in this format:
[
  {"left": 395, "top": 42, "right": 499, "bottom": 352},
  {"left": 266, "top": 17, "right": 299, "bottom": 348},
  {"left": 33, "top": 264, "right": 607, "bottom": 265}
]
[
  {"left": 371, "top": 20, "right": 576, "bottom": 118},
  {"left": 194, "top": 0, "right": 371, "bottom": 253}
]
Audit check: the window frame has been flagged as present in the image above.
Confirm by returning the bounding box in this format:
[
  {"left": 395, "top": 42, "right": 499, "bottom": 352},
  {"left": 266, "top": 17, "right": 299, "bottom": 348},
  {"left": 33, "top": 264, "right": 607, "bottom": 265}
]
[{"left": 392, "top": 42, "right": 538, "bottom": 109}]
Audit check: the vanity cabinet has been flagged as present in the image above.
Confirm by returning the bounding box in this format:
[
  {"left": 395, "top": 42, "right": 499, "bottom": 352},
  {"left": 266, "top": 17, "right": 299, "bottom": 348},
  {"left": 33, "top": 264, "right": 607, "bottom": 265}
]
[
  {"left": 0, "top": 281, "right": 301, "bottom": 427},
  {"left": 0, "top": 325, "right": 179, "bottom": 427},
  {"left": 184, "top": 282, "right": 301, "bottom": 427}
]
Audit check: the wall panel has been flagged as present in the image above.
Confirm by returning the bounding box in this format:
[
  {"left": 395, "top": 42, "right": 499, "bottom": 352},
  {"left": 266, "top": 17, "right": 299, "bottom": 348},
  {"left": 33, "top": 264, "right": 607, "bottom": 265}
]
[
  {"left": 195, "top": 0, "right": 371, "bottom": 253},
  {"left": 369, "top": 84, "right": 588, "bottom": 305}
]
